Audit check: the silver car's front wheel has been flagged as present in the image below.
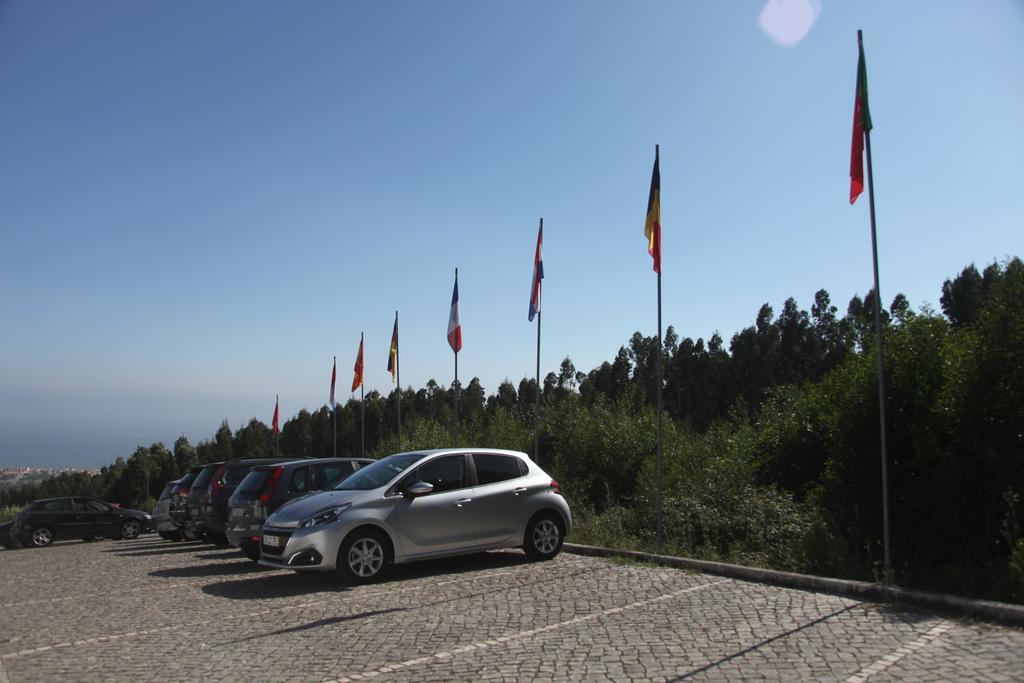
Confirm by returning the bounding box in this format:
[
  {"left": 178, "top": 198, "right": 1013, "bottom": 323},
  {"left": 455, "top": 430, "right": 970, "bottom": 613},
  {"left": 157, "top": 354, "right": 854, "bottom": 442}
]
[
  {"left": 349, "top": 538, "right": 383, "bottom": 577},
  {"left": 524, "top": 514, "right": 563, "bottom": 561},
  {"left": 338, "top": 529, "right": 391, "bottom": 584}
]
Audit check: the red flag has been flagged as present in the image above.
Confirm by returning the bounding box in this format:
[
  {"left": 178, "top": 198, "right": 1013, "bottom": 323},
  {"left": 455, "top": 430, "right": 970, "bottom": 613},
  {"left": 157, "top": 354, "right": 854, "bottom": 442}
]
[
  {"left": 271, "top": 396, "right": 279, "bottom": 435},
  {"left": 850, "top": 32, "right": 873, "bottom": 205},
  {"left": 352, "top": 336, "right": 364, "bottom": 392},
  {"left": 643, "top": 146, "right": 661, "bottom": 272}
]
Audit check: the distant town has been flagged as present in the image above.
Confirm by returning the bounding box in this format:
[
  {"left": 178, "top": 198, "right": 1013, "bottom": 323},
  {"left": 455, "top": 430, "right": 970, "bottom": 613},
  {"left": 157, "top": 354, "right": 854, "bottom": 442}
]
[{"left": 0, "top": 466, "right": 100, "bottom": 490}]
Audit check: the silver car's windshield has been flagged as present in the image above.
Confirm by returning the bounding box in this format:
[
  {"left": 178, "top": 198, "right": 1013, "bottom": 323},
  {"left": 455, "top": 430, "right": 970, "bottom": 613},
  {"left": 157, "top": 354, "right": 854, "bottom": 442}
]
[{"left": 333, "top": 453, "right": 423, "bottom": 491}]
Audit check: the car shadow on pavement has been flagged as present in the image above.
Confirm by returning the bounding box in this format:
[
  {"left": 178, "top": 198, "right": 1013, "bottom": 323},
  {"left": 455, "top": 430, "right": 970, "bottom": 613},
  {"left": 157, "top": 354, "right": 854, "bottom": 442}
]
[
  {"left": 201, "top": 550, "right": 533, "bottom": 601},
  {"left": 108, "top": 545, "right": 215, "bottom": 557},
  {"left": 149, "top": 559, "right": 267, "bottom": 579},
  {"left": 203, "top": 571, "right": 349, "bottom": 600},
  {"left": 385, "top": 549, "right": 533, "bottom": 582},
  {"left": 193, "top": 549, "right": 246, "bottom": 560}
]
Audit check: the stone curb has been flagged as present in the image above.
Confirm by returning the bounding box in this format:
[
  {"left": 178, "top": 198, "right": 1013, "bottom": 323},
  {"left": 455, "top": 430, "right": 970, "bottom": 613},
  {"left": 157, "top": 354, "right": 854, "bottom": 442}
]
[{"left": 564, "top": 542, "right": 1024, "bottom": 627}]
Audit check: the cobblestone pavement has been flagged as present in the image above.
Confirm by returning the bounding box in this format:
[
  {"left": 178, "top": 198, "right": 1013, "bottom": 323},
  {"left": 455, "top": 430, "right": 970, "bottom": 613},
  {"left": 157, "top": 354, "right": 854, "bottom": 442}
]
[{"left": 1, "top": 538, "right": 1023, "bottom": 682}]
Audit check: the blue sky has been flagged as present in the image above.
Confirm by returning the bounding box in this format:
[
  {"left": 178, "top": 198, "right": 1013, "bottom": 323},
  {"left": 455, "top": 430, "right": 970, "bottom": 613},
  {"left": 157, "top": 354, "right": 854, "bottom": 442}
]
[{"left": 1, "top": 1, "right": 1022, "bottom": 467}]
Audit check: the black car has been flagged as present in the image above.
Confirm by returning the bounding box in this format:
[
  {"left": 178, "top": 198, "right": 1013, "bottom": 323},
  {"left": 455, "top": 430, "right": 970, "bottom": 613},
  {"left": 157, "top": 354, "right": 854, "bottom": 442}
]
[
  {"left": 8, "top": 497, "right": 153, "bottom": 547},
  {"left": 169, "top": 466, "right": 202, "bottom": 539},
  {"left": 184, "top": 462, "right": 224, "bottom": 541},
  {"left": 1, "top": 521, "right": 14, "bottom": 549},
  {"left": 202, "top": 458, "right": 294, "bottom": 545},
  {"left": 226, "top": 457, "right": 374, "bottom": 560}
]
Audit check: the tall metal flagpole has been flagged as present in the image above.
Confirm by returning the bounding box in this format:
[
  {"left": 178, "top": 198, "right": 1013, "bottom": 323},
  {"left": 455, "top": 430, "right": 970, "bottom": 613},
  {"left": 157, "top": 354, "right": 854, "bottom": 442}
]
[
  {"left": 396, "top": 310, "right": 402, "bottom": 452},
  {"left": 656, "top": 271, "right": 663, "bottom": 554},
  {"left": 861, "top": 33, "right": 890, "bottom": 582},
  {"left": 534, "top": 219, "right": 543, "bottom": 467},
  {"left": 275, "top": 394, "right": 280, "bottom": 456},
  {"left": 653, "top": 144, "right": 664, "bottom": 556},
  {"left": 360, "top": 332, "right": 366, "bottom": 458},
  {"left": 454, "top": 350, "right": 459, "bottom": 447},
  {"left": 333, "top": 356, "right": 337, "bottom": 458},
  {"left": 454, "top": 268, "right": 460, "bottom": 448}
]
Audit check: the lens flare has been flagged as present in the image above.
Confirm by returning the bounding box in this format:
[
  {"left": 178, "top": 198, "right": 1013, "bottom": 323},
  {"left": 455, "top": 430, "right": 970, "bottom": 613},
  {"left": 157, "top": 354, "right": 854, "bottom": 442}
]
[{"left": 758, "top": 0, "right": 821, "bottom": 47}]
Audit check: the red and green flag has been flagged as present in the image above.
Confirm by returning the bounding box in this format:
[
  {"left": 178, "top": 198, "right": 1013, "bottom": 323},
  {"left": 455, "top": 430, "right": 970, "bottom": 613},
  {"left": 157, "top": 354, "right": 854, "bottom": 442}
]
[{"left": 850, "top": 33, "right": 873, "bottom": 205}]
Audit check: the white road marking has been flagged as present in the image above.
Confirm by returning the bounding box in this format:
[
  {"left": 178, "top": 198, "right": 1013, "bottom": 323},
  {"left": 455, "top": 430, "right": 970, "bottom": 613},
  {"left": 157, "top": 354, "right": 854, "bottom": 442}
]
[
  {"left": 0, "top": 564, "right": 588, "bottom": 661},
  {"left": 326, "top": 578, "right": 729, "bottom": 682},
  {"left": 844, "top": 621, "right": 954, "bottom": 682}
]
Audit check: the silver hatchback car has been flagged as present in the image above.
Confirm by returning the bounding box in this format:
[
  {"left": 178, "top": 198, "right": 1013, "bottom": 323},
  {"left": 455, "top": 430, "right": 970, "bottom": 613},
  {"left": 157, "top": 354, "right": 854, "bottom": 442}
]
[{"left": 258, "top": 448, "right": 571, "bottom": 583}]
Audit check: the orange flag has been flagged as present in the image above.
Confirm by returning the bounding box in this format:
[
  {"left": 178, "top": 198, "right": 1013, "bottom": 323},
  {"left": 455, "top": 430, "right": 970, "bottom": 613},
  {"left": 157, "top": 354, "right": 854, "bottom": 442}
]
[{"left": 351, "top": 335, "right": 364, "bottom": 392}]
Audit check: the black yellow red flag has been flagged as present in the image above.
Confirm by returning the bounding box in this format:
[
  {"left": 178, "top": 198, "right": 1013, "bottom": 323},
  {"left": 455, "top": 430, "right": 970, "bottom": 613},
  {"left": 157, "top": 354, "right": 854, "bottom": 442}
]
[{"left": 644, "top": 146, "right": 661, "bottom": 272}]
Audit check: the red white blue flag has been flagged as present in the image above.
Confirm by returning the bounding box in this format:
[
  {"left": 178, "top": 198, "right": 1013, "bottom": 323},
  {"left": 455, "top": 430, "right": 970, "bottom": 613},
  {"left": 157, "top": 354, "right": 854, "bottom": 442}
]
[
  {"left": 447, "top": 271, "right": 462, "bottom": 353},
  {"left": 528, "top": 220, "right": 544, "bottom": 322}
]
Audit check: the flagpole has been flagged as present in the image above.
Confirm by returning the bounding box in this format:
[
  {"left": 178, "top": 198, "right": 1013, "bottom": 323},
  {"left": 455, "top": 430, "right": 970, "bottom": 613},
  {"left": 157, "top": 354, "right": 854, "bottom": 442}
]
[
  {"left": 333, "top": 356, "right": 337, "bottom": 458},
  {"left": 534, "top": 219, "right": 543, "bottom": 467},
  {"left": 655, "top": 266, "right": 663, "bottom": 557},
  {"left": 861, "top": 30, "right": 890, "bottom": 583},
  {"left": 360, "top": 332, "right": 366, "bottom": 458},
  {"left": 654, "top": 144, "right": 664, "bottom": 555},
  {"left": 454, "top": 268, "right": 460, "bottom": 448},
  {"left": 275, "top": 394, "right": 280, "bottom": 456},
  {"left": 396, "top": 310, "right": 402, "bottom": 452}
]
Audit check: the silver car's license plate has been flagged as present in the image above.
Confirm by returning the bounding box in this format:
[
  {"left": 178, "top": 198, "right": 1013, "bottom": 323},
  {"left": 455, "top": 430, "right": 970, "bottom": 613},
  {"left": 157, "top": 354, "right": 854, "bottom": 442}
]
[{"left": 262, "top": 534, "right": 282, "bottom": 548}]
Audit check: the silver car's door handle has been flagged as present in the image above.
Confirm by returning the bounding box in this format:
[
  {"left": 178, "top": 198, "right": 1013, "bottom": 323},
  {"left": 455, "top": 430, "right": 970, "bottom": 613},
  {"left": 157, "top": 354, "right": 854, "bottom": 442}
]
[
  {"left": 513, "top": 487, "right": 528, "bottom": 495},
  {"left": 456, "top": 498, "right": 472, "bottom": 507}
]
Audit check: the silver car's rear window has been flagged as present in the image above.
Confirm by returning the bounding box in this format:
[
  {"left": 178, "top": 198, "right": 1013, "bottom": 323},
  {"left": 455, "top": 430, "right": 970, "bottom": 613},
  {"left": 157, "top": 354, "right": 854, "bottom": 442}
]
[{"left": 334, "top": 453, "right": 423, "bottom": 491}]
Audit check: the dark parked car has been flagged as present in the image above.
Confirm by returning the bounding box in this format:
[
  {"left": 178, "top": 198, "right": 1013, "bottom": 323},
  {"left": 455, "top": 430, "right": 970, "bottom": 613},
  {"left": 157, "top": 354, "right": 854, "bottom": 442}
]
[
  {"left": 184, "top": 462, "right": 224, "bottom": 541},
  {"left": 153, "top": 480, "right": 184, "bottom": 541},
  {"left": 169, "top": 466, "right": 202, "bottom": 539},
  {"left": 1, "top": 521, "right": 14, "bottom": 549},
  {"left": 195, "top": 458, "right": 293, "bottom": 545},
  {"left": 8, "top": 497, "right": 153, "bottom": 547},
  {"left": 203, "top": 458, "right": 294, "bottom": 544},
  {"left": 227, "top": 457, "right": 374, "bottom": 560}
]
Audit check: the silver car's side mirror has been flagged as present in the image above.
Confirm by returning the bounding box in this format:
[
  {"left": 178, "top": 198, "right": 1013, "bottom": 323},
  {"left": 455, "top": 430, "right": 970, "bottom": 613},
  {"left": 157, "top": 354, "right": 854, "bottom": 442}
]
[{"left": 404, "top": 481, "right": 434, "bottom": 499}]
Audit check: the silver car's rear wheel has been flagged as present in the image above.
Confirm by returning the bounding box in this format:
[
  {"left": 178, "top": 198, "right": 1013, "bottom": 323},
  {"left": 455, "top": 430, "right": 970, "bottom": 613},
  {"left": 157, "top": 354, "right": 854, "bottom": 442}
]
[
  {"left": 338, "top": 529, "right": 391, "bottom": 584},
  {"left": 524, "top": 514, "right": 563, "bottom": 561}
]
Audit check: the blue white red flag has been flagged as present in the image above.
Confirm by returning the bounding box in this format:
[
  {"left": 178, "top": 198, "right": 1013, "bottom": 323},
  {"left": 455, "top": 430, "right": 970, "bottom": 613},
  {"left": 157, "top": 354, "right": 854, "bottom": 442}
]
[
  {"left": 528, "top": 220, "right": 544, "bottom": 322},
  {"left": 447, "top": 271, "right": 462, "bottom": 353}
]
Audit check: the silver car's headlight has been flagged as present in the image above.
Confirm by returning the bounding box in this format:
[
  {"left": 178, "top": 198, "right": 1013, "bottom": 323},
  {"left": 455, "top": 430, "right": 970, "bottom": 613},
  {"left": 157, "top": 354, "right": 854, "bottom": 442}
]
[{"left": 298, "top": 504, "right": 351, "bottom": 529}]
